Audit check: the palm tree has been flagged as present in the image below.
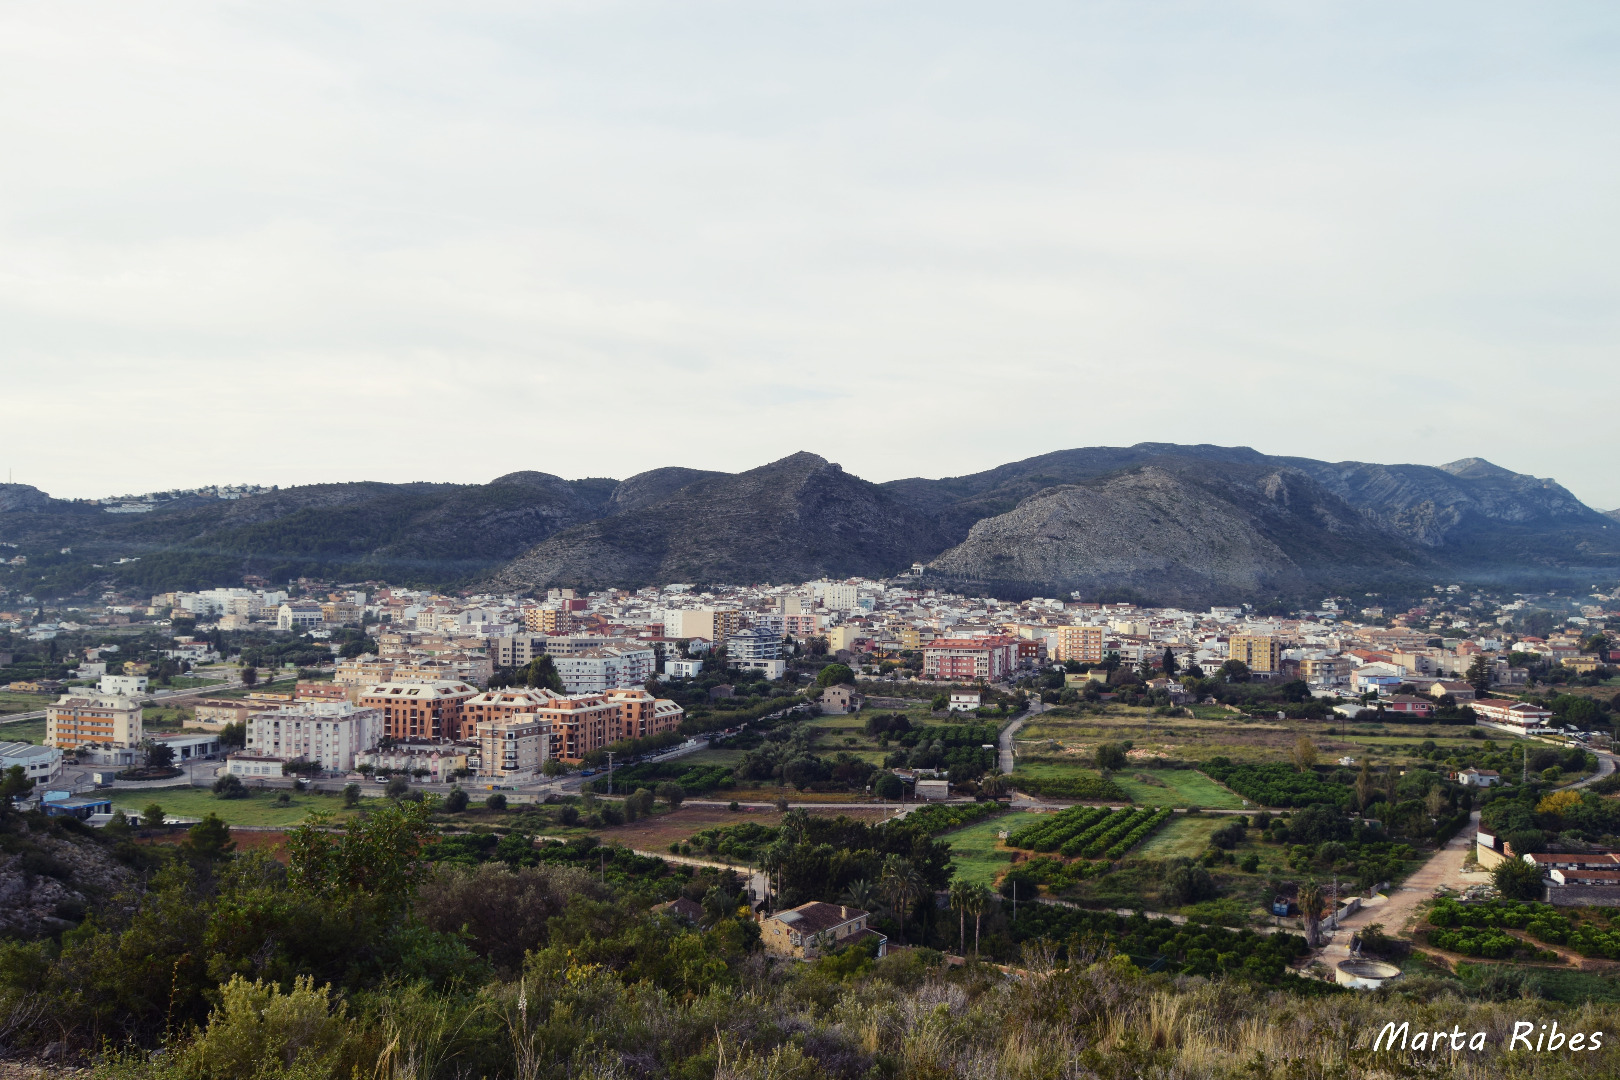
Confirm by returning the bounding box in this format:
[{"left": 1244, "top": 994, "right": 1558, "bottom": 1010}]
[
  {"left": 758, "top": 844, "right": 785, "bottom": 906},
  {"left": 968, "top": 884, "right": 992, "bottom": 958},
  {"left": 842, "top": 878, "right": 881, "bottom": 915},
  {"left": 948, "top": 879, "right": 973, "bottom": 956},
  {"left": 880, "top": 856, "right": 925, "bottom": 945},
  {"left": 1297, "top": 881, "right": 1324, "bottom": 948}
]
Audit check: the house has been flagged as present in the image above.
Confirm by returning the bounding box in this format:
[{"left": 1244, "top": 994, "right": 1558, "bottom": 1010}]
[
  {"left": 820, "top": 685, "right": 859, "bottom": 715},
  {"left": 1454, "top": 767, "right": 1501, "bottom": 788},
  {"left": 653, "top": 897, "right": 707, "bottom": 924},
  {"left": 915, "top": 779, "right": 950, "bottom": 801},
  {"left": 1384, "top": 695, "right": 1434, "bottom": 717},
  {"left": 1429, "top": 681, "right": 1475, "bottom": 702},
  {"left": 948, "top": 691, "right": 981, "bottom": 712},
  {"left": 759, "top": 902, "right": 885, "bottom": 959},
  {"left": 0, "top": 741, "right": 62, "bottom": 783}
]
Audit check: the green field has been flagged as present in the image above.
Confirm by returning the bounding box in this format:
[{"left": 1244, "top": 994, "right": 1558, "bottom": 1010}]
[
  {"left": 108, "top": 786, "right": 360, "bottom": 827},
  {"left": 0, "top": 718, "right": 47, "bottom": 744},
  {"left": 1111, "top": 769, "right": 1245, "bottom": 809},
  {"left": 940, "top": 811, "right": 1044, "bottom": 886},
  {"left": 1131, "top": 815, "right": 1229, "bottom": 860},
  {"left": 0, "top": 691, "right": 50, "bottom": 716}
]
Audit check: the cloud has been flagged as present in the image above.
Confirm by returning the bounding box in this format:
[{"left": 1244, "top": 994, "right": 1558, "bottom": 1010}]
[{"left": 1, "top": 2, "right": 1617, "bottom": 505}]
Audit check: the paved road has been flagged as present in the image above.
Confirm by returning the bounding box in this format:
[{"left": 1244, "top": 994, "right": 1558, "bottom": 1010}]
[
  {"left": 1573, "top": 748, "right": 1617, "bottom": 789},
  {"left": 631, "top": 849, "right": 770, "bottom": 904},
  {"left": 999, "top": 701, "right": 1043, "bottom": 774}
]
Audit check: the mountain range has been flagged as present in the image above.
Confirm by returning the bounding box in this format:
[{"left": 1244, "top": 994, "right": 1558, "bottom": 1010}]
[{"left": 2, "top": 444, "right": 1617, "bottom": 606}]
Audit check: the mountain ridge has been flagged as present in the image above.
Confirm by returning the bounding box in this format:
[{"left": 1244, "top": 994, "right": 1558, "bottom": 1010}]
[{"left": 2, "top": 445, "right": 1615, "bottom": 602}]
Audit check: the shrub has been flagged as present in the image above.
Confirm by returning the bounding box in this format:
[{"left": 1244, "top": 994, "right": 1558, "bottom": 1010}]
[
  {"left": 212, "top": 773, "right": 247, "bottom": 800},
  {"left": 443, "top": 788, "right": 469, "bottom": 813},
  {"left": 485, "top": 793, "right": 508, "bottom": 811},
  {"left": 178, "top": 975, "right": 354, "bottom": 1080}
]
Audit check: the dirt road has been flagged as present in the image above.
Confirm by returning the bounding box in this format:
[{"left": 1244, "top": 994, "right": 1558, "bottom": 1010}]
[{"left": 1331, "top": 811, "right": 1485, "bottom": 940}]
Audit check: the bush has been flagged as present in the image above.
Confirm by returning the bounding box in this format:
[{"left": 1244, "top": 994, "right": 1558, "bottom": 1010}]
[
  {"left": 1210, "top": 822, "right": 1246, "bottom": 850},
  {"left": 1493, "top": 857, "right": 1545, "bottom": 901},
  {"left": 385, "top": 776, "right": 410, "bottom": 799},
  {"left": 179, "top": 974, "right": 353, "bottom": 1079},
  {"left": 212, "top": 773, "right": 247, "bottom": 799},
  {"left": 485, "top": 793, "right": 508, "bottom": 811},
  {"left": 443, "top": 788, "right": 469, "bottom": 813},
  {"left": 1163, "top": 862, "right": 1217, "bottom": 907}
]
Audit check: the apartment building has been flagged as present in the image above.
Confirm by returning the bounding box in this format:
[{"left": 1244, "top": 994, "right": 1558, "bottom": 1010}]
[
  {"left": 46, "top": 692, "right": 144, "bottom": 750},
  {"left": 726, "top": 627, "right": 786, "bottom": 678},
  {"left": 921, "top": 637, "right": 1016, "bottom": 682},
  {"left": 823, "top": 585, "right": 860, "bottom": 611},
  {"left": 98, "top": 674, "right": 149, "bottom": 696},
  {"left": 661, "top": 609, "right": 743, "bottom": 643},
  {"left": 1302, "top": 655, "right": 1353, "bottom": 686},
  {"left": 1228, "top": 634, "right": 1281, "bottom": 674},
  {"left": 278, "top": 602, "right": 325, "bottom": 630},
  {"left": 191, "top": 695, "right": 289, "bottom": 730},
  {"left": 489, "top": 633, "right": 549, "bottom": 668},
  {"left": 358, "top": 680, "right": 480, "bottom": 740},
  {"left": 525, "top": 688, "right": 685, "bottom": 761},
  {"left": 521, "top": 606, "right": 575, "bottom": 635},
  {"left": 461, "top": 687, "right": 565, "bottom": 737},
  {"left": 553, "top": 645, "right": 656, "bottom": 694},
  {"left": 244, "top": 702, "right": 382, "bottom": 773},
  {"left": 1052, "top": 625, "right": 1105, "bottom": 664},
  {"left": 477, "top": 716, "right": 547, "bottom": 780},
  {"left": 335, "top": 657, "right": 396, "bottom": 696}
]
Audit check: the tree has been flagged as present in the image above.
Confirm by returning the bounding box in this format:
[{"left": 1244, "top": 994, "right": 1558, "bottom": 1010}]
[
  {"left": 1354, "top": 761, "right": 1376, "bottom": 811},
  {"left": 817, "top": 664, "right": 854, "bottom": 688},
  {"left": 930, "top": 694, "right": 948, "bottom": 711},
  {"left": 948, "top": 879, "right": 972, "bottom": 956},
  {"left": 1220, "top": 659, "right": 1250, "bottom": 683},
  {"left": 182, "top": 813, "right": 236, "bottom": 860},
  {"left": 212, "top": 773, "right": 247, "bottom": 799},
  {"left": 241, "top": 665, "right": 258, "bottom": 688},
  {"left": 144, "top": 740, "right": 176, "bottom": 771},
  {"left": 486, "top": 793, "right": 508, "bottom": 811},
  {"left": 1161, "top": 648, "right": 1179, "bottom": 677},
  {"left": 1494, "top": 857, "right": 1545, "bottom": 901},
  {"left": 1465, "top": 655, "right": 1493, "bottom": 699},
  {"left": 1094, "top": 742, "right": 1128, "bottom": 772},
  {"left": 541, "top": 758, "right": 566, "bottom": 778},
  {"left": 219, "top": 721, "right": 246, "bottom": 749},
  {"left": 523, "top": 655, "right": 563, "bottom": 692},
  {"left": 872, "top": 771, "right": 904, "bottom": 800},
  {"left": 384, "top": 776, "right": 410, "bottom": 798},
  {"left": 143, "top": 803, "right": 165, "bottom": 828},
  {"left": 656, "top": 782, "right": 685, "bottom": 809},
  {"left": 879, "top": 856, "right": 925, "bottom": 945},
  {"left": 0, "top": 764, "right": 35, "bottom": 811},
  {"left": 1292, "top": 735, "right": 1318, "bottom": 773},
  {"left": 843, "top": 878, "right": 881, "bottom": 916},
  {"left": 342, "top": 783, "right": 360, "bottom": 808},
  {"left": 443, "top": 788, "right": 469, "bottom": 813},
  {"left": 968, "top": 884, "right": 991, "bottom": 957},
  {"left": 1297, "top": 881, "right": 1325, "bottom": 947}
]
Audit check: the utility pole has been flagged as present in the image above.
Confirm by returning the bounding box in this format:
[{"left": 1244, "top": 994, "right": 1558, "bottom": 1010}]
[{"left": 606, "top": 751, "right": 616, "bottom": 795}]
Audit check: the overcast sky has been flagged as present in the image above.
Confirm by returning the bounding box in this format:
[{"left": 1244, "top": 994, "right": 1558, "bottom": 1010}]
[{"left": 3, "top": 2, "right": 1618, "bottom": 507}]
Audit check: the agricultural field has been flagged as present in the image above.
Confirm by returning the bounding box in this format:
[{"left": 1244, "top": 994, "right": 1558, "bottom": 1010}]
[
  {"left": 1111, "top": 769, "right": 1245, "bottom": 809},
  {"left": 108, "top": 785, "right": 361, "bottom": 827},
  {"left": 938, "top": 810, "right": 1046, "bottom": 887}
]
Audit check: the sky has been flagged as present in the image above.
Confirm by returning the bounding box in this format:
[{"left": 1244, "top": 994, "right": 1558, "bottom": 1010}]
[{"left": 3, "top": 2, "right": 1619, "bottom": 506}]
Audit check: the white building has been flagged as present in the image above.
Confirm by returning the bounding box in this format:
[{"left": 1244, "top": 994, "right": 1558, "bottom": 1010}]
[
  {"left": 665, "top": 658, "right": 704, "bottom": 679},
  {"left": 948, "top": 691, "right": 982, "bottom": 712},
  {"left": 823, "top": 584, "right": 860, "bottom": 611},
  {"left": 245, "top": 702, "right": 382, "bottom": 773},
  {"left": 278, "top": 603, "right": 325, "bottom": 630},
  {"left": 0, "top": 741, "right": 62, "bottom": 784},
  {"left": 98, "top": 674, "right": 149, "bottom": 696},
  {"left": 553, "top": 646, "right": 656, "bottom": 694}
]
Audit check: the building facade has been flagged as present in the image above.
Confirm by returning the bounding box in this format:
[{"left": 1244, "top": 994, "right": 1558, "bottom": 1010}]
[
  {"left": 1228, "top": 635, "right": 1281, "bottom": 674},
  {"left": 245, "top": 702, "right": 383, "bottom": 773},
  {"left": 46, "top": 692, "right": 144, "bottom": 750},
  {"left": 358, "top": 680, "right": 479, "bottom": 740},
  {"left": 1052, "top": 625, "right": 1105, "bottom": 664}
]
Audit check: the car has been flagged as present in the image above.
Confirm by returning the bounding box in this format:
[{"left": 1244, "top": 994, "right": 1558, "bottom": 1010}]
[{"left": 579, "top": 769, "right": 596, "bottom": 777}]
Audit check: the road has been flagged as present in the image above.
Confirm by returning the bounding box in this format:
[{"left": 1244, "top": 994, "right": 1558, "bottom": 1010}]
[
  {"left": 1321, "top": 810, "right": 1486, "bottom": 966},
  {"left": 998, "top": 700, "right": 1043, "bottom": 774},
  {"left": 631, "top": 849, "right": 771, "bottom": 904},
  {"left": 1573, "top": 748, "right": 1617, "bottom": 788}
]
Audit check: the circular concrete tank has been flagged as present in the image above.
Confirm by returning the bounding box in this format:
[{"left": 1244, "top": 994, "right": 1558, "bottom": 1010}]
[{"left": 1335, "top": 959, "right": 1402, "bottom": 990}]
